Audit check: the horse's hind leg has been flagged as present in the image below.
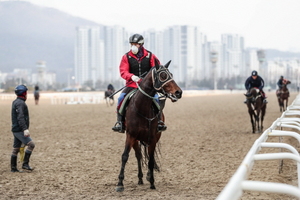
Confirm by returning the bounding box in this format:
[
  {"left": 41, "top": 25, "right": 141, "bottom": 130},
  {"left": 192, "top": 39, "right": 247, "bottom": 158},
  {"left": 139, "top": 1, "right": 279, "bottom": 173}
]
[
  {"left": 116, "top": 143, "right": 132, "bottom": 192},
  {"left": 133, "top": 141, "right": 143, "bottom": 185}
]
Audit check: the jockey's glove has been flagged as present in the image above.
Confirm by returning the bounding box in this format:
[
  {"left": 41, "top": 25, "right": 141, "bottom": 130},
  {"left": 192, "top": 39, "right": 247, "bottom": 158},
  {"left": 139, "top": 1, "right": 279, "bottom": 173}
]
[
  {"left": 131, "top": 75, "right": 140, "bottom": 83},
  {"left": 24, "top": 129, "right": 30, "bottom": 137}
]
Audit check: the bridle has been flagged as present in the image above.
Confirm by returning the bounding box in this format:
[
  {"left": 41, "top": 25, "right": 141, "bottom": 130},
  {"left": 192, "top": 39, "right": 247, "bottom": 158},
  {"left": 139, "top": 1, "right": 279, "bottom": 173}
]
[{"left": 136, "top": 65, "right": 177, "bottom": 102}]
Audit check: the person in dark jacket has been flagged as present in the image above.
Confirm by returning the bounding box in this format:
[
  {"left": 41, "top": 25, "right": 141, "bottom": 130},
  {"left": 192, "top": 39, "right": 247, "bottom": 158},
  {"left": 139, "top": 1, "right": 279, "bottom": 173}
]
[
  {"left": 244, "top": 70, "right": 268, "bottom": 104},
  {"left": 10, "top": 84, "right": 35, "bottom": 172},
  {"left": 107, "top": 84, "right": 115, "bottom": 93},
  {"left": 112, "top": 33, "right": 166, "bottom": 133},
  {"left": 277, "top": 75, "right": 291, "bottom": 97}
]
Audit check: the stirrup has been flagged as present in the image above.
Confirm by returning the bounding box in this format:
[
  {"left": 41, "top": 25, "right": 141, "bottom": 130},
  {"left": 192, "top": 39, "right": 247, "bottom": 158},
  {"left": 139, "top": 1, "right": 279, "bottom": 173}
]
[
  {"left": 263, "top": 99, "right": 268, "bottom": 104},
  {"left": 158, "top": 120, "right": 167, "bottom": 132},
  {"left": 112, "top": 122, "right": 125, "bottom": 133}
]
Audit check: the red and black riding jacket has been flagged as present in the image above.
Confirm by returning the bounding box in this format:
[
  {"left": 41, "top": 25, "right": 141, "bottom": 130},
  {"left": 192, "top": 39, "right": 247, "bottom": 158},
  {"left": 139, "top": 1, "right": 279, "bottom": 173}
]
[{"left": 119, "top": 48, "right": 159, "bottom": 89}]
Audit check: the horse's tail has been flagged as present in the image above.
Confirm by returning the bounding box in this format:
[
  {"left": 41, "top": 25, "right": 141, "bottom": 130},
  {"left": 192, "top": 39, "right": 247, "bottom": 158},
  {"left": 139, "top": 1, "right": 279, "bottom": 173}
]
[{"left": 140, "top": 141, "right": 161, "bottom": 172}]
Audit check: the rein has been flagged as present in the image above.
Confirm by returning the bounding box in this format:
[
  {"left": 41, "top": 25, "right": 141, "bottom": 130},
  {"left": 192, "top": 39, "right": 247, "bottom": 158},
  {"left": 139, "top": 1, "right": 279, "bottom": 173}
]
[
  {"left": 132, "top": 66, "right": 172, "bottom": 137},
  {"left": 136, "top": 83, "right": 159, "bottom": 100}
]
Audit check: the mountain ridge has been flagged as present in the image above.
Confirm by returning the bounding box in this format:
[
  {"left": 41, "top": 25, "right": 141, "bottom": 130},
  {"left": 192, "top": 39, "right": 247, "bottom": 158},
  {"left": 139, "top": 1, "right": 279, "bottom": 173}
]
[{"left": 0, "top": 1, "right": 98, "bottom": 82}]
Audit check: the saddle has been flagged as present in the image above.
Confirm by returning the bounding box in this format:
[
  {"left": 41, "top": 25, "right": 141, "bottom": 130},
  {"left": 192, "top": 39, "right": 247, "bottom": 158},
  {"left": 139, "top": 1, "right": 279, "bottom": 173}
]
[
  {"left": 245, "top": 88, "right": 262, "bottom": 101},
  {"left": 118, "top": 89, "right": 161, "bottom": 116}
]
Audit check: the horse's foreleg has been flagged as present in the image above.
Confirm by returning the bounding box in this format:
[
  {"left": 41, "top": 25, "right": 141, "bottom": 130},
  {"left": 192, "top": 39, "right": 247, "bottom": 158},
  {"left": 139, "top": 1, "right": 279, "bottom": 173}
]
[
  {"left": 116, "top": 144, "right": 131, "bottom": 192},
  {"left": 248, "top": 110, "right": 255, "bottom": 133},
  {"left": 146, "top": 145, "right": 156, "bottom": 189},
  {"left": 256, "top": 110, "right": 261, "bottom": 133},
  {"left": 133, "top": 141, "right": 143, "bottom": 185},
  {"left": 261, "top": 107, "right": 266, "bottom": 132}
]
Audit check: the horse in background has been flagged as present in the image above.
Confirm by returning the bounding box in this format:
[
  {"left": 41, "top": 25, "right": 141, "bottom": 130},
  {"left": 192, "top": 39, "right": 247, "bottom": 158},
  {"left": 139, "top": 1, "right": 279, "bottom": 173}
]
[
  {"left": 277, "top": 80, "right": 291, "bottom": 112},
  {"left": 245, "top": 87, "right": 266, "bottom": 133},
  {"left": 104, "top": 89, "right": 114, "bottom": 106},
  {"left": 34, "top": 85, "right": 40, "bottom": 105},
  {"left": 115, "top": 60, "right": 182, "bottom": 192}
]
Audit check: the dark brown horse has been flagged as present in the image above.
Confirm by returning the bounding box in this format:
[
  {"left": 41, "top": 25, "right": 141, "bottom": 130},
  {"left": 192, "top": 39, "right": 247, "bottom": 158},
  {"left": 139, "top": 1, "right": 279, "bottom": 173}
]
[
  {"left": 116, "top": 60, "right": 182, "bottom": 192},
  {"left": 245, "top": 87, "right": 266, "bottom": 133},
  {"left": 104, "top": 89, "right": 114, "bottom": 106},
  {"left": 277, "top": 80, "right": 291, "bottom": 112}
]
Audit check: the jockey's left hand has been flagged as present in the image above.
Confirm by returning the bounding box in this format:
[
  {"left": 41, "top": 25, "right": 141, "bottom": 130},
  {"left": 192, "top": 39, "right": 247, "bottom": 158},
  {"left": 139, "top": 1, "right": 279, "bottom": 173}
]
[{"left": 131, "top": 75, "right": 140, "bottom": 83}]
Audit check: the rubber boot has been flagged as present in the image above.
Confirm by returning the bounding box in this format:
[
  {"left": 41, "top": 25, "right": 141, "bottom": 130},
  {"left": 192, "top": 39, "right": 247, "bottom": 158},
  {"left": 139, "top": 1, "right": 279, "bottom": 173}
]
[
  {"left": 157, "top": 113, "right": 167, "bottom": 132},
  {"left": 112, "top": 112, "right": 125, "bottom": 133},
  {"left": 22, "top": 152, "right": 33, "bottom": 170},
  {"left": 11, "top": 155, "right": 20, "bottom": 172}
]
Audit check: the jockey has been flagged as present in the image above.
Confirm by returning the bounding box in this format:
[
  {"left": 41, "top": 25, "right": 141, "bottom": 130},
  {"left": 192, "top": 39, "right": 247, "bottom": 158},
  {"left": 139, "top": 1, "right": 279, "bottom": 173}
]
[
  {"left": 244, "top": 70, "right": 268, "bottom": 104},
  {"left": 277, "top": 75, "right": 290, "bottom": 97},
  {"left": 112, "top": 34, "right": 167, "bottom": 133},
  {"left": 107, "top": 83, "right": 115, "bottom": 93}
]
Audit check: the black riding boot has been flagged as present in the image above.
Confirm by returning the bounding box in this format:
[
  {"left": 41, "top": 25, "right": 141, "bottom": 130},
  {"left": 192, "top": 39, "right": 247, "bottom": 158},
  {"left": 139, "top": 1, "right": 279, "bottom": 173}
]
[
  {"left": 22, "top": 152, "right": 33, "bottom": 170},
  {"left": 11, "top": 155, "right": 20, "bottom": 172},
  {"left": 158, "top": 113, "right": 167, "bottom": 132},
  {"left": 112, "top": 113, "right": 125, "bottom": 133}
]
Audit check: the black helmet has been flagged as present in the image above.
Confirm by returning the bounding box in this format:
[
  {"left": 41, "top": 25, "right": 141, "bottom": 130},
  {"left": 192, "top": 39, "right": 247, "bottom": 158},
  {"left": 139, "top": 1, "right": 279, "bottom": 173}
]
[
  {"left": 129, "top": 34, "right": 144, "bottom": 45},
  {"left": 15, "top": 84, "right": 28, "bottom": 96},
  {"left": 280, "top": 75, "right": 284, "bottom": 78},
  {"left": 251, "top": 70, "right": 258, "bottom": 76}
]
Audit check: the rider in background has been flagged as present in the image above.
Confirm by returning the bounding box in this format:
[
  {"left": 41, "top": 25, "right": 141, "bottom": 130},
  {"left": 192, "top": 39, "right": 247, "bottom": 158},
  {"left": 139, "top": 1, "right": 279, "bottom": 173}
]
[
  {"left": 34, "top": 85, "right": 40, "bottom": 105},
  {"left": 112, "top": 33, "right": 167, "bottom": 133},
  {"left": 107, "top": 83, "right": 115, "bottom": 93},
  {"left": 244, "top": 70, "right": 268, "bottom": 104},
  {"left": 277, "top": 75, "right": 290, "bottom": 97}
]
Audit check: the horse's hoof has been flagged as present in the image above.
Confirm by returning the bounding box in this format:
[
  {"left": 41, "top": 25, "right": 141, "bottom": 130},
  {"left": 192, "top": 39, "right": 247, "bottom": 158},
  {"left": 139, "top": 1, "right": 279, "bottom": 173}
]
[
  {"left": 138, "top": 180, "right": 144, "bottom": 185},
  {"left": 116, "top": 186, "right": 124, "bottom": 192},
  {"left": 150, "top": 185, "right": 156, "bottom": 189}
]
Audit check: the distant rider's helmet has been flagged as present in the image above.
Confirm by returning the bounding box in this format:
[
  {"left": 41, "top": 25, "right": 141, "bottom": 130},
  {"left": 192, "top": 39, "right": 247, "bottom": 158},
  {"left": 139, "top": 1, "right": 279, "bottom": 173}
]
[
  {"left": 129, "top": 34, "right": 144, "bottom": 45},
  {"left": 15, "top": 84, "right": 28, "bottom": 96},
  {"left": 280, "top": 75, "right": 284, "bottom": 79},
  {"left": 251, "top": 70, "right": 258, "bottom": 76}
]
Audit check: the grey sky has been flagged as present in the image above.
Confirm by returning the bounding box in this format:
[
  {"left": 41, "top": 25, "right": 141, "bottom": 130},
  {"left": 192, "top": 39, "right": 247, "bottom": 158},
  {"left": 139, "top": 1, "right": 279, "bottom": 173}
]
[{"left": 21, "top": 0, "right": 300, "bottom": 52}]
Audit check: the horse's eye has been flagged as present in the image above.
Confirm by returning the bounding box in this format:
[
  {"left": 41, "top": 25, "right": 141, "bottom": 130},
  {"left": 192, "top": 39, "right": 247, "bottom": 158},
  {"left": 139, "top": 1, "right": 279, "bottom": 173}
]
[{"left": 159, "top": 71, "right": 169, "bottom": 82}]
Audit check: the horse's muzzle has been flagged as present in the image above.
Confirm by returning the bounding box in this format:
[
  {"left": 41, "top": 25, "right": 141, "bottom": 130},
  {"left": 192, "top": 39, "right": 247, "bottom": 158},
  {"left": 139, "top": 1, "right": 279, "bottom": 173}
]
[{"left": 168, "top": 90, "right": 182, "bottom": 102}]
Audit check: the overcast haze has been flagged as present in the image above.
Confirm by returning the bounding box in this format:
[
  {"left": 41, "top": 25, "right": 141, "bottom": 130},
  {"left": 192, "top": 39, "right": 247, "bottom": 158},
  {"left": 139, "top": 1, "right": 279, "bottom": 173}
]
[{"left": 18, "top": 0, "right": 300, "bottom": 52}]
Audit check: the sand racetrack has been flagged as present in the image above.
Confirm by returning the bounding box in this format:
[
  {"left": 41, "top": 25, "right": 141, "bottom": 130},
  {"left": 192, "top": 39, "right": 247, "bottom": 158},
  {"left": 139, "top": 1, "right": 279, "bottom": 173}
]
[{"left": 0, "top": 91, "right": 299, "bottom": 200}]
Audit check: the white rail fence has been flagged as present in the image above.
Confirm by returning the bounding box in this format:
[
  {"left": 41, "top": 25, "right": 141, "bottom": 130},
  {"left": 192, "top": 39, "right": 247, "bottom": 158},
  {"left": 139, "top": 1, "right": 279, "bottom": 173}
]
[
  {"left": 217, "top": 94, "right": 300, "bottom": 200},
  {"left": 0, "top": 92, "right": 106, "bottom": 104}
]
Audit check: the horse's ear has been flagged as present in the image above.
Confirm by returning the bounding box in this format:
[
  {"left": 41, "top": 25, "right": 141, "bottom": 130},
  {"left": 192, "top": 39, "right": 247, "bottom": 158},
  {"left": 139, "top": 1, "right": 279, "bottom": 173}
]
[
  {"left": 164, "top": 60, "right": 171, "bottom": 68},
  {"left": 155, "top": 58, "right": 160, "bottom": 70}
]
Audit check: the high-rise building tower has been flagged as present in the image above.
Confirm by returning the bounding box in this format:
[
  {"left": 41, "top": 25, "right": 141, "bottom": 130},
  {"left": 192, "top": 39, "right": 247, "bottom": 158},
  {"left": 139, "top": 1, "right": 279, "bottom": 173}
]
[
  {"left": 221, "top": 34, "right": 245, "bottom": 79},
  {"left": 75, "top": 26, "right": 104, "bottom": 87},
  {"left": 163, "top": 25, "right": 204, "bottom": 87}
]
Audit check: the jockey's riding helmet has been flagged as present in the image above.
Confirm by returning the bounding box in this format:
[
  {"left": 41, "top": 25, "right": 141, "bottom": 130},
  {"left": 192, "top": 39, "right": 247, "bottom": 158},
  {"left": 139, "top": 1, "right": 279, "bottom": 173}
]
[
  {"left": 129, "top": 34, "right": 144, "bottom": 45},
  {"left": 251, "top": 70, "right": 258, "bottom": 76}
]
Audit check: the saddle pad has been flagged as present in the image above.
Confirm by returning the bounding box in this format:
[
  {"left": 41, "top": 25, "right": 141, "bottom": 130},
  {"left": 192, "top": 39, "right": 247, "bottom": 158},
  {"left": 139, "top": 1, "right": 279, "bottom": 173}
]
[{"left": 118, "top": 89, "right": 161, "bottom": 115}]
